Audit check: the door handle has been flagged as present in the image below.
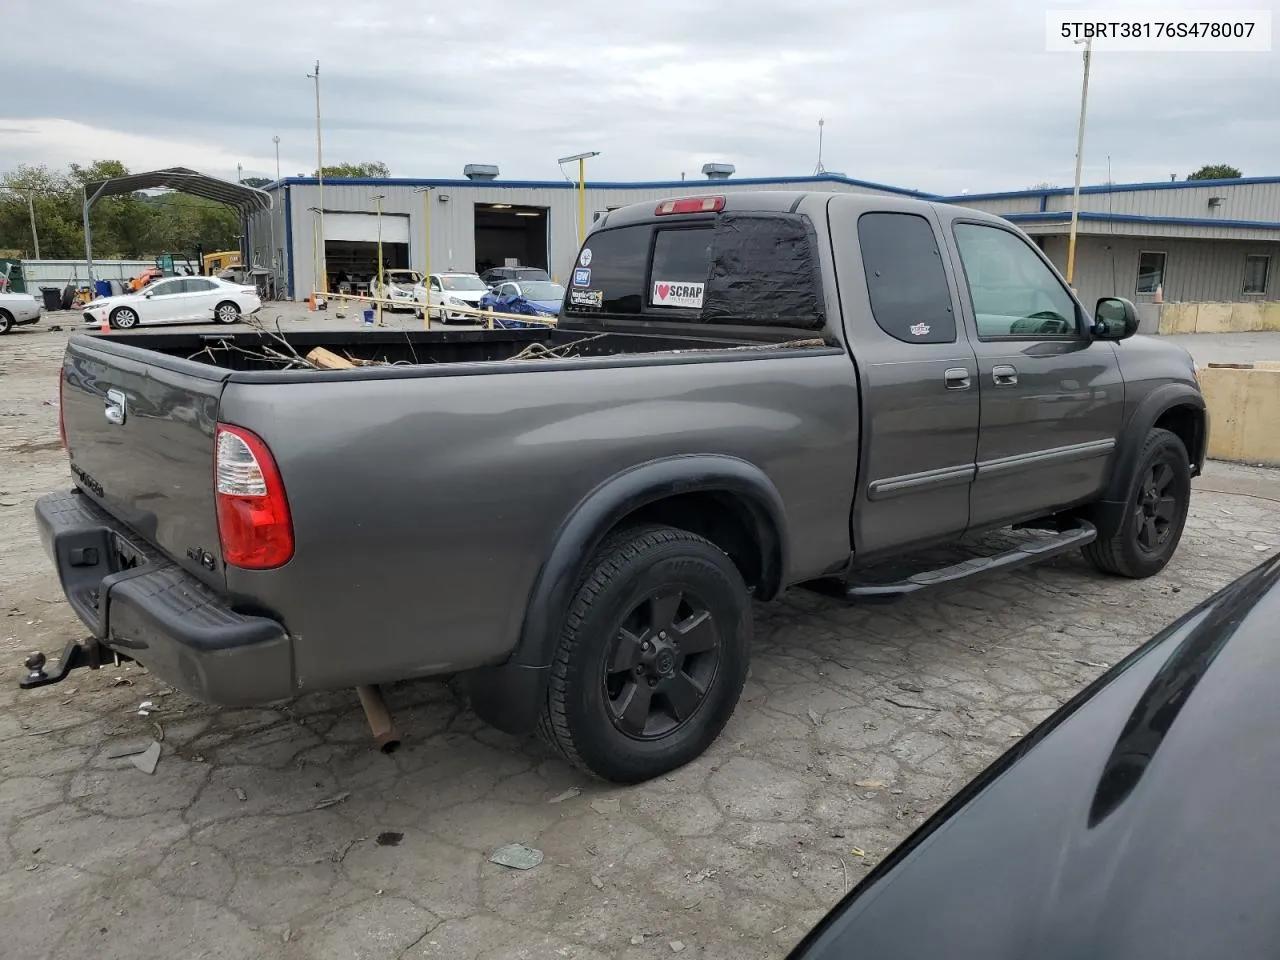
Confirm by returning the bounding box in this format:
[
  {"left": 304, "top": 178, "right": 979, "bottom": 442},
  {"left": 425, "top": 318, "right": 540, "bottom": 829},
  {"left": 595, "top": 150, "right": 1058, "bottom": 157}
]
[
  {"left": 944, "top": 367, "right": 971, "bottom": 390},
  {"left": 992, "top": 364, "right": 1018, "bottom": 386}
]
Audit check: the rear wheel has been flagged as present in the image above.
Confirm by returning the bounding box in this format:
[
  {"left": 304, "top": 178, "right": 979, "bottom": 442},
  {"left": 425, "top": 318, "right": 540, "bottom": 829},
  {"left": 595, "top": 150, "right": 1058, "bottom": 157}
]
[
  {"left": 539, "top": 525, "right": 752, "bottom": 783},
  {"left": 110, "top": 307, "right": 139, "bottom": 330},
  {"left": 214, "top": 301, "right": 241, "bottom": 324},
  {"left": 0, "top": 309, "right": 13, "bottom": 334},
  {"left": 1083, "top": 427, "right": 1191, "bottom": 578}
]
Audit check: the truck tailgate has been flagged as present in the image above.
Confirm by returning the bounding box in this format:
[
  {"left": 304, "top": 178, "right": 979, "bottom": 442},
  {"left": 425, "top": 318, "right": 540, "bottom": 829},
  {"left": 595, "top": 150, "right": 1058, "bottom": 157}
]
[{"left": 61, "top": 336, "right": 229, "bottom": 591}]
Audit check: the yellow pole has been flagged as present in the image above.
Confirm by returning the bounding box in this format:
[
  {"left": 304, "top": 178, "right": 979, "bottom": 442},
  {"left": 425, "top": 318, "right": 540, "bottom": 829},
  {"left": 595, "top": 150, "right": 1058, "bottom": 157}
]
[
  {"left": 374, "top": 195, "right": 384, "bottom": 327},
  {"left": 422, "top": 187, "right": 432, "bottom": 329},
  {"left": 1066, "top": 38, "right": 1091, "bottom": 287},
  {"left": 577, "top": 157, "right": 586, "bottom": 246}
]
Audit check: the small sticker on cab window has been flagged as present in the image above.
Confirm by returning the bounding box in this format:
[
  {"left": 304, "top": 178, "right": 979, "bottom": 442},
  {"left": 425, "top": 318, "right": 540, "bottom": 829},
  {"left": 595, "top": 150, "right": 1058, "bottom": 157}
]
[
  {"left": 579, "top": 248, "right": 593, "bottom": 267},
  {"left": 569, "top": 288, "right": 603, "bottom": 310},
  {"left": 651, "top": 281, "right": 704, "bottom": 309},
  {"left": 909, "top": 322, "right": 931, "bottom": 336},
  {"left": 573, "top": 268, "right": 591, "bottom": 287}
]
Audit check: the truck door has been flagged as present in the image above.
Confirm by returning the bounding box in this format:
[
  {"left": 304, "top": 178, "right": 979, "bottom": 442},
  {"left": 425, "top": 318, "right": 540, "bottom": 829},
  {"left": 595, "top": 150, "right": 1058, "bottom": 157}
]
[
  {"left": 944, "top": 217, "right": 1124, "bottom": 529},
  {"left": 828, "top": 199, "right": 980, "bottom": 558}
]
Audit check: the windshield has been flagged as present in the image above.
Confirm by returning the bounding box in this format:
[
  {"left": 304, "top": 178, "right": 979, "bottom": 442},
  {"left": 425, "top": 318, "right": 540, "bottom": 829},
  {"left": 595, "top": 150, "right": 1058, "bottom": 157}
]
[
  {"left": 387, "top": 271, "right": 421, "bottom": 284},
  {"left": 519, "top": 282, "right": 564, "bottom": 301},
  {"left": 440, "top": 275, "right": 487, "bottom": 291}
]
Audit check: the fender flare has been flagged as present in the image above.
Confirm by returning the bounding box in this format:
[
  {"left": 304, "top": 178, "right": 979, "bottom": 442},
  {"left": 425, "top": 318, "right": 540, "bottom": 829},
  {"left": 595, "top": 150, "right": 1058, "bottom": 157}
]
[
  {"left": 515, "top": 454, "right": 789, "bottom": 668},
  {"left": 465, "top": 456, "right": 788, "bottom": 735},
  {"left": 1103, "top": 383, "right": 1207, "bottom": 502}
]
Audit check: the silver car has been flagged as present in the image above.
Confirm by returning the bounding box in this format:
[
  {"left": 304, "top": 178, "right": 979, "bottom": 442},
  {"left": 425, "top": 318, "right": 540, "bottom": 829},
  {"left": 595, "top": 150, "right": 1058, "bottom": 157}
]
[{"left": 0, "top": 291, "right": 43, "bottom": 334}]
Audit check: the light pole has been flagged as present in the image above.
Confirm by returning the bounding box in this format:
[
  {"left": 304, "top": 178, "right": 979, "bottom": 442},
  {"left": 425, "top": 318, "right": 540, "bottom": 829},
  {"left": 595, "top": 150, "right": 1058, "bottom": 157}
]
[
  {"left": 1, "top": 188, "right": 40, "bottom": 259},
  {"left": 372, "top": 194, "right": 385, "bottom": 327},
  {"left": 1065, "top": 37, "right": 1092, "bottom": 288},
  {"left": 272, "top": 135, "right": 281, "bottom": 181},
  {"left": 558, "top": 151, "right": 600, "bottom": 247},
  {"left": 413, "top": 186, "right": 433, "bottom": 328},
  {"left": 306, "top": 60, "right": 327, "bottom": 294}
]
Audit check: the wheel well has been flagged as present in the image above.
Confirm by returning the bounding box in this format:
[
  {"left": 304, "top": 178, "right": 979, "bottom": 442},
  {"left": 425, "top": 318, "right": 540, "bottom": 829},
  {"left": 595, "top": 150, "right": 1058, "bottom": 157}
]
[
  {"left": 216, "top": 299, "right": 239, "bottom": 310},
  {"left": 612, "top": 491, "right": 781, "bottom": 600},
  {"left": 1155, "top": 404, "right": 1205, "bottom": 468},
  {"left": 0, "top": 308, "right": 13, "bottom": 321}
]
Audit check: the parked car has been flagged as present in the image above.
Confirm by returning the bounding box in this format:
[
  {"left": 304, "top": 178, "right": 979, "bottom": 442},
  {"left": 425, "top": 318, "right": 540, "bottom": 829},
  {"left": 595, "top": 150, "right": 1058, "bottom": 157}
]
[
  {"left": 80, "top": 276, "right": 261, "bottom": 329},
  {"left": 479, "top": 280, "right": 564, "bottom": 325},
  {"left": 411, "top": 272, "right": 489, "bottom": 322},
  {"left": 789, "top": 550, "right": 1280, "bottom": 960},
  {"left": 369, "top": 269, "right": 422, "bottom": 311},
  {"left": 480, "top": 265, "right": 552, "bottom": 287},
  {"left": 0, "top": 290, "right": 43, "bottom": 334},
  {"left": 31, "top": 190, "right": 1205, "bottom": 784}
]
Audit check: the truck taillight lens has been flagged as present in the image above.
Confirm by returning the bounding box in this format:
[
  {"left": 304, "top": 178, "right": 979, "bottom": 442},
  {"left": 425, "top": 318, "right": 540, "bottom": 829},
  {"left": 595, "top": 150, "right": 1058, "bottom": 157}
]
[
  {"left": 655, "top": 196, "right": 725, "bottom": 215},
  {"left": 215, "top": 423, "right": 293, "bottom": 569}
]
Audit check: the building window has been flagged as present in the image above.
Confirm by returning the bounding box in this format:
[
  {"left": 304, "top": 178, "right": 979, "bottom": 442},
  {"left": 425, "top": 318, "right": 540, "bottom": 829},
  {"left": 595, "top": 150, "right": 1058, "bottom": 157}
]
[
  {"left": 1136, "top": 251, "right": 1166, "bottom": 295},
  {"left": 1243, "top": 254, "right": 1271, "bottom": 296}
]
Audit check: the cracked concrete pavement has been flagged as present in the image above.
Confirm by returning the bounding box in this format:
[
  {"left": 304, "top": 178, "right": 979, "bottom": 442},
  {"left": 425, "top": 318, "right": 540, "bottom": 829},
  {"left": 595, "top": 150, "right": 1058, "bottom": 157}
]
[{"left": 3, "top": 321, "right": 1280, "bottom": 959}]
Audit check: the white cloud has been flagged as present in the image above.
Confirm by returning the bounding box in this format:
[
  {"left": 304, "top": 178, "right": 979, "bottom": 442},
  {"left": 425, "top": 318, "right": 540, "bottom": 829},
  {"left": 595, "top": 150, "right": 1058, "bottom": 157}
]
[{"left": 1, "top": 0, "right": 1276, "bottom": 192}]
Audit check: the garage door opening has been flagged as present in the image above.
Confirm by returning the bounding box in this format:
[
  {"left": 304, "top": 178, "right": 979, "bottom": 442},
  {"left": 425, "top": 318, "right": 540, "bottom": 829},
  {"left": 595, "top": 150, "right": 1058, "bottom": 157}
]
[
  {"left": 474, "top": 204, "right": 548, "bottom": 277},
  {"left": 323, "top": 212, "right": 410, "bottom": 292}
]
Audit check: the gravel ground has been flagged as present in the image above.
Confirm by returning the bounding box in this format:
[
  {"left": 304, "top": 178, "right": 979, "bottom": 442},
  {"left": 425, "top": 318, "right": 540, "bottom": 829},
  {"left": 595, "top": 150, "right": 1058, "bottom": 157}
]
[{"left": 3, "top": 318, "right": 1279, "bottom": 960}]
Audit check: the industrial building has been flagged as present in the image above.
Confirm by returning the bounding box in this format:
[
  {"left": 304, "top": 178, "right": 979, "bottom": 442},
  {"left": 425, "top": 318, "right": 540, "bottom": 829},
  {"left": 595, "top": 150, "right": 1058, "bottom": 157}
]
[{"left": 246, "top": 165, "right": 1279, "bottom": 308}]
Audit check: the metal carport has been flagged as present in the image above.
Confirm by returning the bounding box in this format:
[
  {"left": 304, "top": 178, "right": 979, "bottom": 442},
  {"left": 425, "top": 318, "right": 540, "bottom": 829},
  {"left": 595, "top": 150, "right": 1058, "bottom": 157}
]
[{"left": 81, "top": 167, "right": 272, "bottom": 282}]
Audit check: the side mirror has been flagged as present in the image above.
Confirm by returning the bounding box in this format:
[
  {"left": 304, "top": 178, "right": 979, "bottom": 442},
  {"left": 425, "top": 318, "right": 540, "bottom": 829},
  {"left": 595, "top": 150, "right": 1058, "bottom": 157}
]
[
  {"left": 143, "top": 293, "right": 152, "bottom": 299},
  {"left": 1092, "top": 297, "right": 1139, "bottom": 340}
]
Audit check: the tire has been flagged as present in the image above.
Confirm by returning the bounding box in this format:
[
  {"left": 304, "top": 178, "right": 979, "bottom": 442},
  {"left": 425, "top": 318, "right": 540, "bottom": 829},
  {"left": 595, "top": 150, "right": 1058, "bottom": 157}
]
[
  {"left": 0, "top": 309, "right": 13, "bottom": 335},
  {"left": 110, "top": 307, "right": 139, "bottom": 330},
  {"left": 539, "top": 525, "right": 752, "bottom": 783},
  {"left": 1083, "top": 427, "right": 1191, "bottom": 578},
  {"left": 214, "top": 301, "right": 241, "bottom": 324}
]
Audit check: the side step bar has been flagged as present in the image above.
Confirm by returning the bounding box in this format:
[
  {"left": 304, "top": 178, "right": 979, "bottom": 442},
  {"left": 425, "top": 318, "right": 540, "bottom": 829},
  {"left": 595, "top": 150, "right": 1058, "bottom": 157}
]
[{"left": 807, "top": 521, "right": 1097, "bottom": 602}]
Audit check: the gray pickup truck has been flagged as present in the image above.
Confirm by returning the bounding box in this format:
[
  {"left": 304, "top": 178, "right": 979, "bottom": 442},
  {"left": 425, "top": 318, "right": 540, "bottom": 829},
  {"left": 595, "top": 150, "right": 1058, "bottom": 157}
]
[{"left": 30, "top": 190, "right": 1205, "bottom": 782}]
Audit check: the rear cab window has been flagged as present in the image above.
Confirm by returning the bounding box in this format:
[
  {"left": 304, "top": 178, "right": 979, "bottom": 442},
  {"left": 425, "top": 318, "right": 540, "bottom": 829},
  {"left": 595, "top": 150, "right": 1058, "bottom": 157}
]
[{"left": 564, "top": 211, "right": 825, "bottom": 331}]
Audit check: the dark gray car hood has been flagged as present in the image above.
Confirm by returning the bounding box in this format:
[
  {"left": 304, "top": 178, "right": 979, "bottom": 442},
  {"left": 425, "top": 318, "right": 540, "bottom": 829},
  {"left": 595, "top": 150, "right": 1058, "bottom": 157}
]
[{"left": 791, "top": 553, "right": 1280, "bottom": 960}]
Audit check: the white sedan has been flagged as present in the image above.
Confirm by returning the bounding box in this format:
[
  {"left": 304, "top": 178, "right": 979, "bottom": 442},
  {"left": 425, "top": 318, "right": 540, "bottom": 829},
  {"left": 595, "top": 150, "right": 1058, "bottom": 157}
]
[
  {"left": 369, "top": 269, "right": 423, "bottom": 311},
  {"left": 411, "top": 272, "right": 490, "bottom": 322},
  {"left": 0, "top": 291, "right": 43, "bottom": 334},
  {"left": 81, "top": 276, "right": 262, "bottom": 330}
]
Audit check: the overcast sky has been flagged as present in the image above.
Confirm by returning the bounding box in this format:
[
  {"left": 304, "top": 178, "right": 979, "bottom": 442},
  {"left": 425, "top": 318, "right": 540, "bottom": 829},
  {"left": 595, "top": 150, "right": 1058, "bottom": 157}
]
[{"left": 3, "top": 0, "right": 1276, "bottom": 193}]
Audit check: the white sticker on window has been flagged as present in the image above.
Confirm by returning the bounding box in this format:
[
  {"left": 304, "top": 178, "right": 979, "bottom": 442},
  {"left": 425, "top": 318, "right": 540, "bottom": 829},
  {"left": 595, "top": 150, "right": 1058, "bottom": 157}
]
[
  {"left": 579, "top": 248, "right": 593, "bottom": 267},
  {"left": 651, "top": 281, "right": 705, "bottom": 309}
]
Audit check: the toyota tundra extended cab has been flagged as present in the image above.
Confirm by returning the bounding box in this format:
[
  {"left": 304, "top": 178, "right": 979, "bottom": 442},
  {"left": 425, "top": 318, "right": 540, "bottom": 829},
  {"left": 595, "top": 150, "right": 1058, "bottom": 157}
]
[{"left": 30, "top": 191, "right": 1206, "bottom": 782}]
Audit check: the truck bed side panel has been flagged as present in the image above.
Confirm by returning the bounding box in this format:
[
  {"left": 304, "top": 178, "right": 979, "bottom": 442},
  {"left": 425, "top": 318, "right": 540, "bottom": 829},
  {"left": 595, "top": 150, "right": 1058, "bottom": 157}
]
[
  {"left": 218, "top": 352, "right": 859, "bottom": 691},
  {"left": 61, "top": 338, "right": 227, "bottom": 590}
]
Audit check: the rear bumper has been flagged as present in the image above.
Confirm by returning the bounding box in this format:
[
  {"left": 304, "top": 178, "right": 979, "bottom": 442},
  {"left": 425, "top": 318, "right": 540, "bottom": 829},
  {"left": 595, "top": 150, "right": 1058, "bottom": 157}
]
[{"left": 35, "top": 489, "right": 293, "bottom": 705}]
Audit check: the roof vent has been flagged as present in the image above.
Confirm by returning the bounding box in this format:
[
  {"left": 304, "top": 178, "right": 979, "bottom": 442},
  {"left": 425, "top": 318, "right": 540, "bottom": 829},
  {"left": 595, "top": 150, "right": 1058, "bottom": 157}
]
[
  {"left": 701, "top": 163, "right": 735, "bottom": 180},
  {"left": 463, "top": 164, "right": 499, "bottom": 181}
]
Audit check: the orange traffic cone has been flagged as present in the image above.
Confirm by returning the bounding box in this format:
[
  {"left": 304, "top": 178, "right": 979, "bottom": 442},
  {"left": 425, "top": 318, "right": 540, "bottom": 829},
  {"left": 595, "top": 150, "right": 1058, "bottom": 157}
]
[
  {"left": 307, "top": 293, "right": 316, "bottom": 311},
  {"left": 99, "top": 315, "right": 110, "bottom": 333}
]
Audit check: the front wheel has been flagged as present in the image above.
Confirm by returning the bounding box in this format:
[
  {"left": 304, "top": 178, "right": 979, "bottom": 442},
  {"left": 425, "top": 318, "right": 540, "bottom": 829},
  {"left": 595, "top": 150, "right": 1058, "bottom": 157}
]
[
  {"left": 110, "top": 307, "right": 139, "bottom": 330},
  {"left": 1083, "top": 427, "right": 1191, "bottom": 578},
  {"left": 214, "top": 301, "right": 241, "bottom": 324},
  {"left": 539, "top": 525, "right": 751, "bottom": 783},
  {"left": 0, "top": 309, "right": 13, "bottom": 335}
]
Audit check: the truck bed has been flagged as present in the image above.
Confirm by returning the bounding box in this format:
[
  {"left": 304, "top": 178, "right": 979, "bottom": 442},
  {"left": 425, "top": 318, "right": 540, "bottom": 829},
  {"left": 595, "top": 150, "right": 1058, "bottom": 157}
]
[{"left": 84, "top": 326, "right": 809, "bottom": 380}]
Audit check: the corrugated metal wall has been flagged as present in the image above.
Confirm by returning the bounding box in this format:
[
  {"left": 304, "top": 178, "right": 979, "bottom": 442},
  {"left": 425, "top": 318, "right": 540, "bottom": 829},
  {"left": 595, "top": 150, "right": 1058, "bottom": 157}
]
[
  {"left": 1039, "top": 235, "right": 1279, "bottom": 307},
  {"left": 21, "top": 259, "right": 153, "bottom": 290},
  {"left": 268, "top": 178, "right": 895, "bottom": 298}
]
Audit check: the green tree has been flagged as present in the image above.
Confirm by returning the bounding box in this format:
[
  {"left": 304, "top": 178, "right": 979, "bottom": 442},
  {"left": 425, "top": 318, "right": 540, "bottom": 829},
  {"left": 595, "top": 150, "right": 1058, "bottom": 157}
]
[
  {"left": 315, "top": 161, "right": 390, "bottom": 178},
  {"left": 1187, "top": 164, "right": 1242, "bottom": 181},
  {"left": 241, "top": 176, "right": 271, "bottom": 188},
  {"left": 0, "top": 160, "right": 247, "bottom": 261}
]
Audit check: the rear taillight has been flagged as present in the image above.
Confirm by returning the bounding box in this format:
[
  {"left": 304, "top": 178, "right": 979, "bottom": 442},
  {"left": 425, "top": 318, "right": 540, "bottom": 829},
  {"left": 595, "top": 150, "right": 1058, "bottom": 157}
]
[
  {"left": 655, "top": 196, "right": 725, "bottom": 215},
  {"left": 57, "top": 372, "right": 67, "bottom": 451},
  {"left": 214, "top": 423, "right": 293, "bottom": 569}
]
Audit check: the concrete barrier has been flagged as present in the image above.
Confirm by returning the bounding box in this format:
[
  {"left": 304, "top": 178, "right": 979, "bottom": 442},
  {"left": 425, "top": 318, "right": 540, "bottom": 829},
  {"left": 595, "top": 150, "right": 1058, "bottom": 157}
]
[
  {"left": 1159, "top": 301, "right": 1280, "bottom": 335},
  {"left": 1198, "top": 361, "right": 1280, "bottom": 467}
]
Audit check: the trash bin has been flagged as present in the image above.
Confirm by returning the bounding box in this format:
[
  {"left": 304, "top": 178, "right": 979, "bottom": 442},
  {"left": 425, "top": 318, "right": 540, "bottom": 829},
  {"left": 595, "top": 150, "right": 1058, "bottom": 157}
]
[{"left": 40, "top": 287, "right": 62, "bottom": 312}]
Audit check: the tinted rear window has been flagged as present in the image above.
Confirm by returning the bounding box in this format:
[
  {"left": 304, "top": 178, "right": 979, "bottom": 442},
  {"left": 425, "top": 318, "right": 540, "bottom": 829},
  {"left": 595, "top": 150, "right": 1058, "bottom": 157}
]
[
  {"left": 565, "top": 213, "right": 824, "bottom": 330},
  {"left": 857, "top": 212, "right": 956, "bottom": 344}
]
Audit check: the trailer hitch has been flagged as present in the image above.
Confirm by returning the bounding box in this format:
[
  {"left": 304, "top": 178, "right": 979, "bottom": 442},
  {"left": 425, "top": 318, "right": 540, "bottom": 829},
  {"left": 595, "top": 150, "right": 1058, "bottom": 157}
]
[{"left": 20, "top": 637, "right": 130, "bottom": 690}]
